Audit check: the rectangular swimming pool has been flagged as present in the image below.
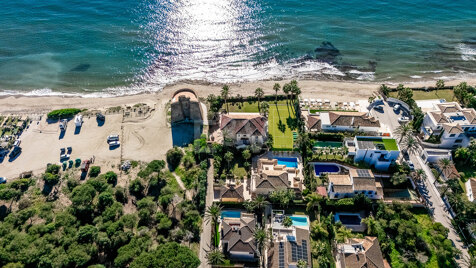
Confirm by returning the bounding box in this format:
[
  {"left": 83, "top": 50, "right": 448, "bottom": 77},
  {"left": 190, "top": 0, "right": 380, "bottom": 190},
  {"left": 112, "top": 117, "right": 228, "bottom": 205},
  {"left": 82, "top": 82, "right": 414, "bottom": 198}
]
[
  {"left": 335, "top": 214, "right": 361, "bottom": 225},
  {"left": 289, "top": 216, "right": 308, "bottom": 227},
  {"left": 221, "top": 211, "right": 241, "bottom": 219},
  {"left": 314, "top": 141, "right": 343, "bottom": 148},
  {"left": 275, "top": 157, "right": 298, "bottom": 168},
  {"left": 314, "top": 163, "right": 340, "bottom": 176}
]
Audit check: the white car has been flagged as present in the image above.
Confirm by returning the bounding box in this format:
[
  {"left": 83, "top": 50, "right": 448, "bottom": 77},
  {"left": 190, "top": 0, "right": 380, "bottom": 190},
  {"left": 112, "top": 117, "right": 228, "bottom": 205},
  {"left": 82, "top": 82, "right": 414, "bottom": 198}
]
[
  {"left": 407, "top": 160, "right": 415, "bottom": 171},
  {"left": 60, "top": 154, "right": 70, "bottom": 160},
  {"left": 109, "top": 140, "right": 120, "bottom": 146},
  {"left": 398, "top": 116, "right": 410, "bottom": 123},
  {"left": 107, "top": 135, "right": 119, "bottom": 142},
  {"left": 393, "top": 104, "right": 400, "bottom": 112},
  {"left": 0, "top": 177, "right": 7, "bottom": 184}
]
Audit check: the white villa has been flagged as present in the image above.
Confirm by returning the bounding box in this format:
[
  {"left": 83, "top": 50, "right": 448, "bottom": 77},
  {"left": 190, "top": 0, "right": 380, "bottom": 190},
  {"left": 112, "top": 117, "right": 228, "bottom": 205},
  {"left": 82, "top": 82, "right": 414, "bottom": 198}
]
[
  {"left": 319, "top": 111, "right": 380, "bottom": 133},
  {"left": 346, "top": 136, "right": 400, "bottom": 171},
  {"left": 421, "top": 102, "right": 476, "bottom": 148}
]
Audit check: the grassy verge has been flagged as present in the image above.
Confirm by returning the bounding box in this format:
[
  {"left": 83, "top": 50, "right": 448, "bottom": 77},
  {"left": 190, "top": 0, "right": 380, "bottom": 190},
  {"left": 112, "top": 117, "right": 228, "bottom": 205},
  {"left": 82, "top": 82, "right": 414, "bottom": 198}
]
[
  {"left": 269, "top": 103, "right": 296, "bottom": 150},
  {"left": 389, "top": 89, "right": 455, "bottom": 101}
]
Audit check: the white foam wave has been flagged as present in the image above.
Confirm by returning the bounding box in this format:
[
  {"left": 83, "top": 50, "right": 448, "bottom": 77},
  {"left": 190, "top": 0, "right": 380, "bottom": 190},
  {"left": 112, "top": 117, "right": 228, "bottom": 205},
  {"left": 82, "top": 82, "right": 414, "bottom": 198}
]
[
  {"left": 457, "top": 43, "right": 476, "bottom": 61},
  {"left": 347, "top": 70, "right": 375, "bottom": 81},
  {"left": 410, "top": 75, "right": 422, "bottom": 79}
]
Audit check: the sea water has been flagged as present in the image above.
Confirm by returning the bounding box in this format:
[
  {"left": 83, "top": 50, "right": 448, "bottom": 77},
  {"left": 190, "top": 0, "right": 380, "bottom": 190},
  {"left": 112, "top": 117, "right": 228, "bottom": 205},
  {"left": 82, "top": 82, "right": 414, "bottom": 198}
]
[{"left": 0, "top": 0, "right": 475, "bottom": 96}]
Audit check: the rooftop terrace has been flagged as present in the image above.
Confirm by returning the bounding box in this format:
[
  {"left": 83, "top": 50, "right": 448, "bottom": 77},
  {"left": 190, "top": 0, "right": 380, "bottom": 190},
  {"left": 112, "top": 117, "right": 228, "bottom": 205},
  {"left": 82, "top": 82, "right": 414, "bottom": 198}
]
[{"left": 356, "top": 136, "right": 398, "bottom": 151}]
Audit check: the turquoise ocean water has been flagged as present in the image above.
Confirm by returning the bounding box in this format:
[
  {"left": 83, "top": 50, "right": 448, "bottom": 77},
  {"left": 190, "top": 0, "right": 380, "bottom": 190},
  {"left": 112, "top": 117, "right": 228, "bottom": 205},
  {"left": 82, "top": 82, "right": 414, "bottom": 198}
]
[{"left": 0, "top": 0, "right": 475, "bottom": 96}]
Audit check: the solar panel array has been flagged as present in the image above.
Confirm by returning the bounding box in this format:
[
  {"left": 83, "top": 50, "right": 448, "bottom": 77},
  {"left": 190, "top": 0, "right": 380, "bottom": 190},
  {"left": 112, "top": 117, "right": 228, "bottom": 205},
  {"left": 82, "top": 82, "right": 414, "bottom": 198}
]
[
  {"left": 279, "top": 242, "right": 285, "bottom": 268},
  {"left": 291, "top": 240, "right": 309, "bottom": 263},
  {"left": 356, "top": 169, "right": 371, "bottom": 177}
]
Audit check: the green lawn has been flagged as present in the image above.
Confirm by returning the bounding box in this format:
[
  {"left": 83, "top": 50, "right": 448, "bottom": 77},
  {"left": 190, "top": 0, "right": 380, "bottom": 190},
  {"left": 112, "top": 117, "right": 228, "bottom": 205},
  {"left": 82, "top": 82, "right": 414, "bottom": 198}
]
[
  {"left": 227, "top": 100, "right": 288, "bottom": 113},
  {"left": 389, "top": 89, "right": 455, "bottom": 101},
  {"left": 269, "top": 103, "right": 296, "bottom": 150}
]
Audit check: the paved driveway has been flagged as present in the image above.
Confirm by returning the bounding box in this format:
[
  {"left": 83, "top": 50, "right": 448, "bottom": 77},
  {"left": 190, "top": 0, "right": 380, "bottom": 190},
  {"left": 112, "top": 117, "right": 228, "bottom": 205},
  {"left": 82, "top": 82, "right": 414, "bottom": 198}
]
[
  {"left": 370, "top": 100, "right": 404, "bottom": 133},
  {"left": 199, "top": 159, "right": 214, "bottom": 268}
]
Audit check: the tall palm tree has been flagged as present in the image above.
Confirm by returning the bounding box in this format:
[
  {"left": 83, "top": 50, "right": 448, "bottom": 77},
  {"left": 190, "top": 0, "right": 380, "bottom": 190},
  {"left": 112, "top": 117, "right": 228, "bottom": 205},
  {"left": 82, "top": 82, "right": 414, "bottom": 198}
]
[
  {"left": 394, "top": 123, "right": 412, "bottom": 143},
  {"left": 206, "top": 249, "right": 225, "bottom": 265},
  {"left": 260, "top": 101, "right": 270, "bottom": 117},
  {"left": 282, "top": 82, "right": 291, "bottom": 103},
  {"left": 305, "top": 193, "right": 323, "bottom": 221},
  {"left": 361, "top": 215, "right": 378, "bottom": 236},
  {"left": 253, "top": 195, "right": 269, "bottom": 226},
  {"left": 436, "top": 79, "right": 445, "bottom": 96},
  {"left": 273, "top": 83, "right": 281, "bottom": 103},
  {"left": 437, "top": 158, "right": 452, "bottom": 179},
  {"left": 254, "top": 227, "right": 271, "bottom": 268},
  {"left": 205, "top": 203, "right": 223, "bottom": 249},
  {"left": 405, "top": 136, "right": 419, "bottom": 155},
  {"left": 255, "top": 87, "right": 264, "bottom": 111},
  {"left": 335, "top": 225, "right": 352, "bottom": 243},
  {"left": 221, "top": 85, "right": 230, "bottom": 112}
]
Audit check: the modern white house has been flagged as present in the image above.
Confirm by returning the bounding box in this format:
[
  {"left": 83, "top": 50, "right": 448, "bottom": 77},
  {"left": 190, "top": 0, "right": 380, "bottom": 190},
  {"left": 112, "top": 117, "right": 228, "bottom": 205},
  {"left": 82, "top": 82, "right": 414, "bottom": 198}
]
[
  {"left": 327, "top": 169, "right": 383, "bottom": 199},
  {"left": 421, "top": 148, "right": 452, "bottom": 163},
  {"left": 421, "top": 102, "right": 476, "bottom": 148},
  {"left": 348, "top": 136, "right": 400, "bottom": 171},
  {"left": 219, "top": 113, "right": 268, "bottom": 147},
  {"left": 319, "top": 111, "right": 380, "bottom": 133}
]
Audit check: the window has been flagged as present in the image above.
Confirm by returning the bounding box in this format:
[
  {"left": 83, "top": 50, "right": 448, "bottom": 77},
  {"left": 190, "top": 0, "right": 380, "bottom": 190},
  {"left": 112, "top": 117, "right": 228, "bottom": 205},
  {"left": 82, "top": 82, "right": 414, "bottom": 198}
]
[
  {"left": 449, "top": 134, "right": 456, "bottom": 137},
  {"left": 455, "top": 139, "right": 462, "bottom": 143}
]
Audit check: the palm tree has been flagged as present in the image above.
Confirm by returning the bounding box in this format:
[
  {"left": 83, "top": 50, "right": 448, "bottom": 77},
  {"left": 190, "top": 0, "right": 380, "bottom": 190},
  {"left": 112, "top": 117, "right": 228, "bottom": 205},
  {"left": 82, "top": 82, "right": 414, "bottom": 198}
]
[
  {"left": 305, "top": 193, "right": 323, "bottom": 221},
  {"left": 253, "top": 195, "right": 269, "bottom": 226},
  {"left": 273, "top": 83, "right": 281, "bottom": 103},
  {"left": 335, "top": 225, "right": 352, "bottom": 243},
  {"left": 437, "top": 158, "right": 452, "bottom": 179},
  {"left": 254, "top": 227, "right": 271, "bottom": 268},
  {"left": 283, "top": 216, "right": 293, "bottom": 228},
  {"left": 224, "top": 151, "right": 233, "bottom": 170},
  {"left": 255, "top": 87, "right": 264, "bottom": 111},
  {"left": 205, "top": 203, "right": 223, "bottom": 249},
  {"left": 206, "top": 249, "right": 225, "bottom": 265},
  {"left": 361, "top": 215, "right": 378, "bottom": 236},
  {"left": 310, "top": 220, "right": 329, "bottom": 240},
  {"left": 221, "top": 85, "right": 230, "bottom": 112},
  {"left": 282, "top": 82, "right": 291, "bottom": 103},
  {"left": 436, "top": 79, "right": 445, "bottom": 96},
  {"left": 405, "top": 136, "right": 419, "bottom": 155},
  {"left": 413, "top": 169, "right": 426, "bottom": 182},
  {"left": 394, "top": 123, "right": 412, "bottom": 143},
  {"left": 260, "top": 101, "right": 270, "bottom": 117}
]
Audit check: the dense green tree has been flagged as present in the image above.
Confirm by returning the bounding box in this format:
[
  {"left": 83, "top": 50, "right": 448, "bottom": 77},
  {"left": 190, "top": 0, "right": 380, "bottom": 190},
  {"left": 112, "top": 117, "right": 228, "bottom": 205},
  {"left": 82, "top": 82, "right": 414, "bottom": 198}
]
[
  {"left": 129, "top": 242, "right": 199, "bottom": 268},
  {"left": 97, "top": 192, "right": 115, "bottom": 211},
  {"left": 166, "top": 147, "right": 184, "bottom": 170},
  {"left": 89, "top": 166, "right": 101, "bottom": 177},
  {"left": 206, "top": 249, "right": 225, "bottom": 265},
  {"left": 129, "top": 179, "right": 144, "bottom": 198},
  {"left": 104, "top": 171, "right": 117, "bottom": 185},
  {"left": 156, "top": 212, "right": 172, "bottom": 233}
]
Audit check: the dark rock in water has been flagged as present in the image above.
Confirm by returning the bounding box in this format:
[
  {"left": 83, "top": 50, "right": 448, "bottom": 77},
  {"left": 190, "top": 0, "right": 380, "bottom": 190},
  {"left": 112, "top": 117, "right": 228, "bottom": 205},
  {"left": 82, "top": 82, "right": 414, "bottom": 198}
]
[
  {"left": 315, "top": 41, "right": 340, "bottom": 63},
  {"left": 368, "top": 60, "right": 377, "bottom": 72},
  {"left": 70, "top": 64, "right": 91, "bottom": 72}
]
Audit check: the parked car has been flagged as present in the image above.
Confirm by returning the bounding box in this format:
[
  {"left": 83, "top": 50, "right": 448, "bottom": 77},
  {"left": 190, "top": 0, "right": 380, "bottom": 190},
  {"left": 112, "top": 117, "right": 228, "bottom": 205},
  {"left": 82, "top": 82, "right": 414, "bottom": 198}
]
[
  {"left": 0, "top": 177, "right": 6, "bottom": 184},
  {"left": 60, "top": 154, "right": 70, "bottom": 161},
  {"left": 9, "top": 147, "right": 21, "bottom": 158},
  {"left": 96, "top": 113, "right": 105, "bottom": 121},
  {"left": 81, "top": 160, "right": 91, "bottom": 173},
  {"left": 373, "top": 105, "right": 384, "bottom": 112},
  {"left": 107, "top": 135, "right": 119, "bottom": 142},
  {"left": 398, "top": 116, "right": 410, "bottom": 123},
  {"left": 109, "top": 140, "right": 120, "bottom": 147},
  {"left": 407, "top": 160, "right": 415, "bottom": 171},
  {"left": 393, "top": 104, "right": 401, "bottom": 112},
  {"left": 67, "top": 147, "right": 72, "bottom": 154},
  {"left": 13, "top": 139, "right": 21, "bottom": 147},
  {"left": 60, "top": 148, "right": 66, "bottom": 154}
]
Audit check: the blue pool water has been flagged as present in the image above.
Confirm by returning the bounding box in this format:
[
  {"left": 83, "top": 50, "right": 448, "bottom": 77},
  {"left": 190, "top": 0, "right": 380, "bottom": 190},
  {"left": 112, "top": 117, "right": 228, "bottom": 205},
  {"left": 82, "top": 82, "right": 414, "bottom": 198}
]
[
  {"left": 335, "top": 214, "right": 361, "bottom": 225},
  {"left": 221, "top": 211, "right": 241, "bottom": 219},
  {"left": 275, "top": 157, "right": 298, "bottom": 168},
  {"left": 290, "top": 216, "right": 308, "bottom": 227},
  {"left": 450, "top": 116, "right": 466, "bottom": 121},
  {"left": 314, "top": 163, "right": 340, "bottom": 176}
]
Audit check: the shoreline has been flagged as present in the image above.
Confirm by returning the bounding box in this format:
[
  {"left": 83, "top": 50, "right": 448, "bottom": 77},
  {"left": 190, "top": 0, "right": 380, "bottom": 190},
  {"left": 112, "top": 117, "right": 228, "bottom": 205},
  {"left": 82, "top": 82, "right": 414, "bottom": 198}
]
[{"left": 1, "top": 78, "right": 475, "bottom": 114}]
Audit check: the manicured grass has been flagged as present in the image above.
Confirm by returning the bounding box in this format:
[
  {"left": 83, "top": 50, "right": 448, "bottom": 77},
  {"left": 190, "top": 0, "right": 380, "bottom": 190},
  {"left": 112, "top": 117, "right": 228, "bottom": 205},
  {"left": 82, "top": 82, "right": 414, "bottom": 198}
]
[
  {"left": 389, "top": 89, "right": 455, "bottom": 101},
  {"left": 227, "top": 100, "right": 289, "bottom": 113},
  {"left": 232, "top": 164, "right": 247, "bottom": 178},
  {"left": 269, "top": 103, "right": 296, "bottom": 150}
]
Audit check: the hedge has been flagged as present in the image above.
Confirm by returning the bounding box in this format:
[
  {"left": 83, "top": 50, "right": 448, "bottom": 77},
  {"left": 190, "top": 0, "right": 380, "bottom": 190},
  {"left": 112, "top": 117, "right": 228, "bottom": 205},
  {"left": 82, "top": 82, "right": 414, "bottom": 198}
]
[{"left": 47, "top": 108, "right": 81, "bottom": 120}]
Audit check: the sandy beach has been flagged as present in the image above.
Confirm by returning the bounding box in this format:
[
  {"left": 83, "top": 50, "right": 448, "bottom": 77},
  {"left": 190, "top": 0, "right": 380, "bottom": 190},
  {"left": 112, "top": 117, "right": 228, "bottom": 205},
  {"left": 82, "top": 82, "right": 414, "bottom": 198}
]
[{"left": 1, "top": 78, "right": 475, "bottom": 114}]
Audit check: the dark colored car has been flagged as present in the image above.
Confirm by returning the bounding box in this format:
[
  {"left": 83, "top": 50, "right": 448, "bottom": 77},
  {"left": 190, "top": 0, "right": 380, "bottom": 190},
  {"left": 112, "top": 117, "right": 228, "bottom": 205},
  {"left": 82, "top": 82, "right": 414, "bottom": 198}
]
[
  {"left": 9, "top": 147, "right": 21, "bottom": 158},
  {"left": 96, "top": 113, "right": 105, "bottom": 121}
]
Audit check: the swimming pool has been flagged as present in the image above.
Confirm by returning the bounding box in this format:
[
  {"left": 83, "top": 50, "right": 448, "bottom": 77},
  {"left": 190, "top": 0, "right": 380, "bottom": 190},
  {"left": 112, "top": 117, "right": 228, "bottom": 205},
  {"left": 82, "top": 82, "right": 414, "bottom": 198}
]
[
  {"left": 335, "top": 214, "right": 361, "bottom": 225},
  {"left": 289, "top": 216, "right": 308, "bottom": 227},
  {"left": 221, "top": 211, "right": 241, "bottom": 219},
  {"left": 314, "top": 163, "right": 340, "bottom": 176},
  {"left": 314, "top": 141, "right": 343, "bottom": 148},
  {"left": 275, "top": 157, "right": 298, "bottom": 168}
]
